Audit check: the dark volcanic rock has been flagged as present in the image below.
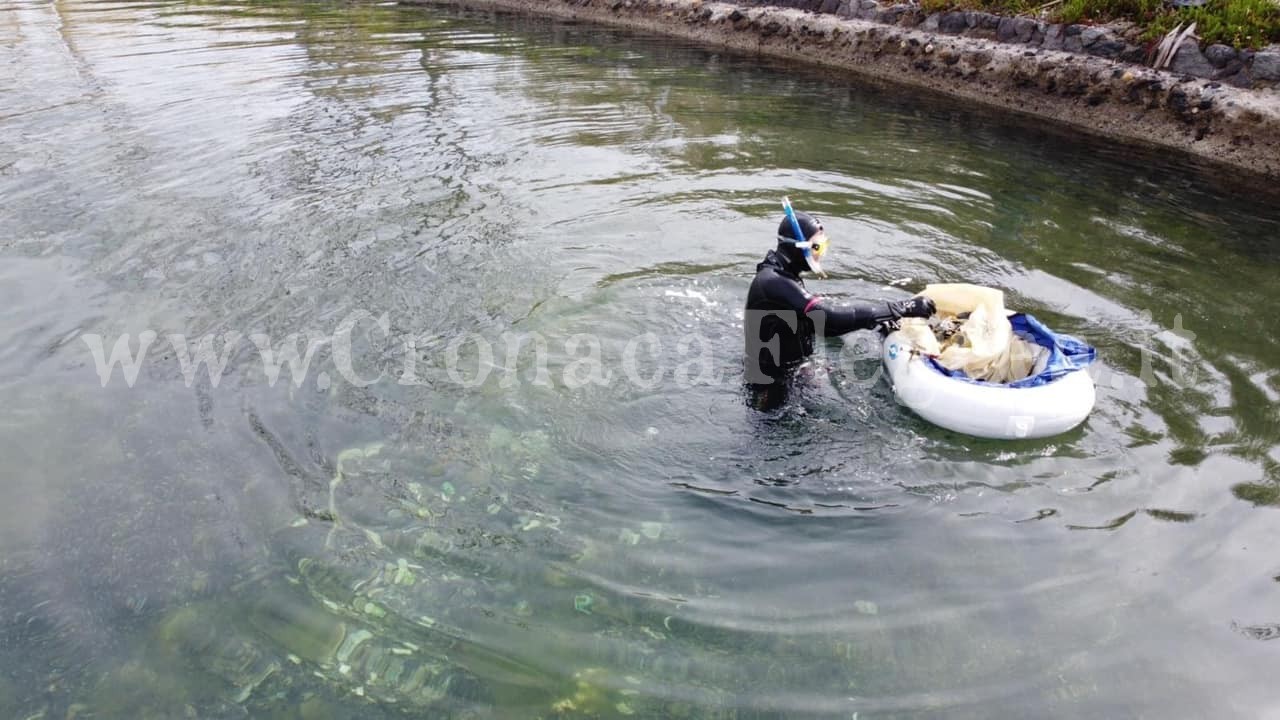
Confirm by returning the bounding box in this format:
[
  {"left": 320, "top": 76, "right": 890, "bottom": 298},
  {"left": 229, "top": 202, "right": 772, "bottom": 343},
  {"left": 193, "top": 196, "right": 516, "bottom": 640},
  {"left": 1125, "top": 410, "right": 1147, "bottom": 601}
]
[
  {"left": 971, "top": 12, "right": 999, "bottom": 30},
  {"left": 1080, "top": 27, "right": 1106, "bottom": 47},
  {"left": 1221, "top": 67, "right": 1253, "bottom": 88},
  {"left": 876, "top": 4, "right": 909, "bottom": 24},
  {"left": 993, "top": 16, "right": 1033, "bottom": 43},
  {"left": 1253, "top": 50, "right": 1280, "bottom": 83},
  {"left": 1062, "top": 24, "right": 1084, "bottom": 53},
  {"left": 1119, "top": 44, "right": 1147, "bottom": 64},
  {"left": 1088, "top": 39, "right": 1126, "bottom": 59},
  {"left": 1204, "top": 44, "right": 1237, "bottom": 69},
  {"left": 1213, "top": 59, "right": 1245, "bottom": 82},
  {"left": 1012, "top": 17, "right": 1035, "bottom": 43},
  {"left": 996, "top": 16, "right": 1016, "bottom": 42},
  {"left": 1171, "top": 40, "right": 1215, "bottom": 78},
  {"left": 1042, "top": 24, "right": 1064, "bottom": 51},
  {"left": 940, "top": 11, "right": 968, "bottom": 33}
]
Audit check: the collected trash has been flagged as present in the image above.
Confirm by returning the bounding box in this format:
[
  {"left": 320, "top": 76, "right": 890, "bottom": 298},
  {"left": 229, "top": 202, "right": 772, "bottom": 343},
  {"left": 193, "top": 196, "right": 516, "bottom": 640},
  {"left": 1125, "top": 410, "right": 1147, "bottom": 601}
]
[
  {"left": 883, "top": 283, "right": 1098, "bottom": 439},
  {"left": 896, "top": 284, "right": 1039, "bottom": 384}
]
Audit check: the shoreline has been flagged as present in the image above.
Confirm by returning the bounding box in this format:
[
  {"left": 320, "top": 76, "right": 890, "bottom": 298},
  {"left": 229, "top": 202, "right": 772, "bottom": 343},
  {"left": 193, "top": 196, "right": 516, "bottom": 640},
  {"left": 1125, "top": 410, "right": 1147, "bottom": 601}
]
[{"left": 400, "top": 0, "right": 1280, "bottom": 182}]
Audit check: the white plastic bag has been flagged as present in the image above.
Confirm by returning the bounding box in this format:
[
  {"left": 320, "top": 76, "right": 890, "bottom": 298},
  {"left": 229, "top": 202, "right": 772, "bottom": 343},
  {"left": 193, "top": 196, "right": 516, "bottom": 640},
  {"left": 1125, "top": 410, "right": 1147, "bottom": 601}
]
[{"left": 898, "top": 283, "right": 1037, "bottom": 384}]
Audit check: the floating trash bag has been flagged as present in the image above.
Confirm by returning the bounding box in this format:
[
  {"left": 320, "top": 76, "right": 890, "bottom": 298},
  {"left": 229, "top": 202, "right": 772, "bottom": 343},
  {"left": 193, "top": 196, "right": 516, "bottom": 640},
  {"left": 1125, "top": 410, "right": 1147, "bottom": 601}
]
[{"left": 897, "top": 283, "right": 1095, "bottom": 386}]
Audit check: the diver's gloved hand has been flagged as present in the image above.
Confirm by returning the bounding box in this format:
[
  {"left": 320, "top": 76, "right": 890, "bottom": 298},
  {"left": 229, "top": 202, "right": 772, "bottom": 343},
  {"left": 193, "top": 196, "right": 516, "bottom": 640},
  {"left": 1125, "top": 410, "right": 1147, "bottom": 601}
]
[
  {"left": 889, "top": 296, "right": 936, "bottom": 320},
  {"left": 873, "top": 296, "right": 935, "bottom": 335}
]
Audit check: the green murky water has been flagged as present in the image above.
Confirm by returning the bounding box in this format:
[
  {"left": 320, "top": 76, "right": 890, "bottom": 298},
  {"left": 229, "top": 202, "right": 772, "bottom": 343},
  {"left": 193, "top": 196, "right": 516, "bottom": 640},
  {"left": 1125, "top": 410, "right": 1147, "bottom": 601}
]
[{"left": 2, "top": 0, "right": 1279, "bottom": 717}]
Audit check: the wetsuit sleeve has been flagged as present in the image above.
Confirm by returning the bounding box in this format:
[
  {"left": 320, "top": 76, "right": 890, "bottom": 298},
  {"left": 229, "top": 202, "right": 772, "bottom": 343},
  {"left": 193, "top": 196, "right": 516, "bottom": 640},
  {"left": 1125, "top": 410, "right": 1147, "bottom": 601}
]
[
  {"left": 762, "top": 272, "right": 816, "bottom": 313},
  {"left": 805, "top": 298, "right": 899, "bottom": 336}
]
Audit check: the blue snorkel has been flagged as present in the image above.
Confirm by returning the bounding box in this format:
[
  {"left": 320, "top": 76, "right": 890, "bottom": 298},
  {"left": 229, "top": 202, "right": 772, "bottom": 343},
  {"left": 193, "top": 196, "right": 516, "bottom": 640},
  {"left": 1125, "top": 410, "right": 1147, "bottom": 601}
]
[
  {"left": 781, "top": 196, "right": 823, "bottom": 276},
  {"left": 782, "top": 196, "right": 805, "bottom": 247}
]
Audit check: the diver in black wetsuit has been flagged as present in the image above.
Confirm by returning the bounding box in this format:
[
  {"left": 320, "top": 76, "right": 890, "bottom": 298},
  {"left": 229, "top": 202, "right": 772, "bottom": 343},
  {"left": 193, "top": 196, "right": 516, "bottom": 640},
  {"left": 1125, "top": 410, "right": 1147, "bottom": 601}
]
[{"left": 744, "top": 208, "right": 935, "bottom": 390}]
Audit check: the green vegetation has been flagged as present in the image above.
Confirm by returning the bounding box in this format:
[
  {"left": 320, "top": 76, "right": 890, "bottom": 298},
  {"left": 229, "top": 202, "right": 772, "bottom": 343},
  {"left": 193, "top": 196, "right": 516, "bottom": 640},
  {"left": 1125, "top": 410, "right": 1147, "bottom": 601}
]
[
  {"left": 1144, "top": 0, "right": 1280, "bottom": 49},
  {"left": 921, "top": 0, "right": 1280, "bottom": 49},
  {"left": 920, "top": 0, "right": 1039, "bottom": 14},
  {"left": 1055, "top": 0, "right": 1162, "bottom": 25}
]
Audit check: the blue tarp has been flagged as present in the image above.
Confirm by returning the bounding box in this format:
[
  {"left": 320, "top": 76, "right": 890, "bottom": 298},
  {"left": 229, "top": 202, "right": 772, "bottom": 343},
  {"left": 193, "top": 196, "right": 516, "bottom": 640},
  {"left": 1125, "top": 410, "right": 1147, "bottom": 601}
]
[{"left": 923, "top": 313, "right": 1097, "bottom": 388}]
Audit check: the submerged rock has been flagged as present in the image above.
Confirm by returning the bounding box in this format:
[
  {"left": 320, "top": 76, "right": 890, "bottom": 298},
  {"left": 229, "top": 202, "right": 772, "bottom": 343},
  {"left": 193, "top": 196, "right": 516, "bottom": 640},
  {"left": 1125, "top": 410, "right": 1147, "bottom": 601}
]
[
  {"left": 146, "top": 591, "right": 487, "bottom": 714},
  {"left": 249, "top": 590, "right": 348, "bottom": 664},
  {"left": 155, "top": 604, "right": 282, "bottom": 703},
  {"left": 550, "top": 667, "right": 613, "bottom": 716}
]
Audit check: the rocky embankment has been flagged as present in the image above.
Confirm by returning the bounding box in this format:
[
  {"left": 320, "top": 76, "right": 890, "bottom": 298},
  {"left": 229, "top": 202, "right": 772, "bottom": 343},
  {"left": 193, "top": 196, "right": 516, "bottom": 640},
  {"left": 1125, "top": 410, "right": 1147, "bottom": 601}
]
[
  {"left": 750, "top": 0, "right": 1280, "bottom": 90},
  {"left": 403, "top": 0, "right": 1280, "bottom": 179}
]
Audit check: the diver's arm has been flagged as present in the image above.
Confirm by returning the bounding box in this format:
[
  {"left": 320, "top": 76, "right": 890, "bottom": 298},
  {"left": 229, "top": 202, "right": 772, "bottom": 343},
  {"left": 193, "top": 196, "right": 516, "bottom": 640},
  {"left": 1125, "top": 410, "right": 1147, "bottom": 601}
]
[
  {"left": 761, "top": 272, "right": 817, "bottom": 315},
  {"left": 806, "top": 296, "right": 935, "bottom": 337}
]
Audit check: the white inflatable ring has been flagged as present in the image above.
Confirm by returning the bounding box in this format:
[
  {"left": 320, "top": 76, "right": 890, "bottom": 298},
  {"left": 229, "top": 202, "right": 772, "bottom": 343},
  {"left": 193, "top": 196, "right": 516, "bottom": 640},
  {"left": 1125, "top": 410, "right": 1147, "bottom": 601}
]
[{"left": 882, "top": 331, "right": 1096, "bottom": 440}]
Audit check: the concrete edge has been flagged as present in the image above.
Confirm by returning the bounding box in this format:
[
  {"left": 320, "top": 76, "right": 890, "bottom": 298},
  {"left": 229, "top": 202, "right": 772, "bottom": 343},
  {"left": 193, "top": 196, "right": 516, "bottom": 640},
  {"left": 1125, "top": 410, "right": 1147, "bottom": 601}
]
[{"left": 400, "top": 0, "right": 1280, "bottom": 182}]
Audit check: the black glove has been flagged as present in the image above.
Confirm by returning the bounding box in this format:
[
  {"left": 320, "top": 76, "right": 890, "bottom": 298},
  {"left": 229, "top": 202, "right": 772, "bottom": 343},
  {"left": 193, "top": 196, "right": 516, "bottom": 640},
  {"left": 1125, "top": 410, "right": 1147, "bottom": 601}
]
[{"left": 889, "top": 296, "right": 936, "bottom": 320}]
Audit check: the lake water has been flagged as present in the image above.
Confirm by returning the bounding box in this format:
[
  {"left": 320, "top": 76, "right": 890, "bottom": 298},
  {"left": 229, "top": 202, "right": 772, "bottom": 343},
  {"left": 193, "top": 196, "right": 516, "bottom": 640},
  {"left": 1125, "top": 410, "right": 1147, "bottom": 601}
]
[{"left": 2, "top": 1, "right": 1279, "bottom": 717}]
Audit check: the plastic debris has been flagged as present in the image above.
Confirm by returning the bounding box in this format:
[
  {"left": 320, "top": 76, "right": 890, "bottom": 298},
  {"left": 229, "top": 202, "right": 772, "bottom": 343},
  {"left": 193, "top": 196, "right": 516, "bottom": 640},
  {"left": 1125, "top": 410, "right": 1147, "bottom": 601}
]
[
  {"left": 574, "top": 594, "right": 593, "bottom": 614},
  {"left": 898, "top": 284, "right": 1037, "bottom": 383}
]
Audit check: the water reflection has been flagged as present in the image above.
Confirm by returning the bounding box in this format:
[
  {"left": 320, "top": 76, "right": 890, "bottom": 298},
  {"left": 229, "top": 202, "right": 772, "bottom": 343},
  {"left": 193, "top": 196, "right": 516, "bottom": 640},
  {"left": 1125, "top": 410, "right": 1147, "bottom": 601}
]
[{"left": 2, "top": 0, "right": 1280, "bottom": 717}]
